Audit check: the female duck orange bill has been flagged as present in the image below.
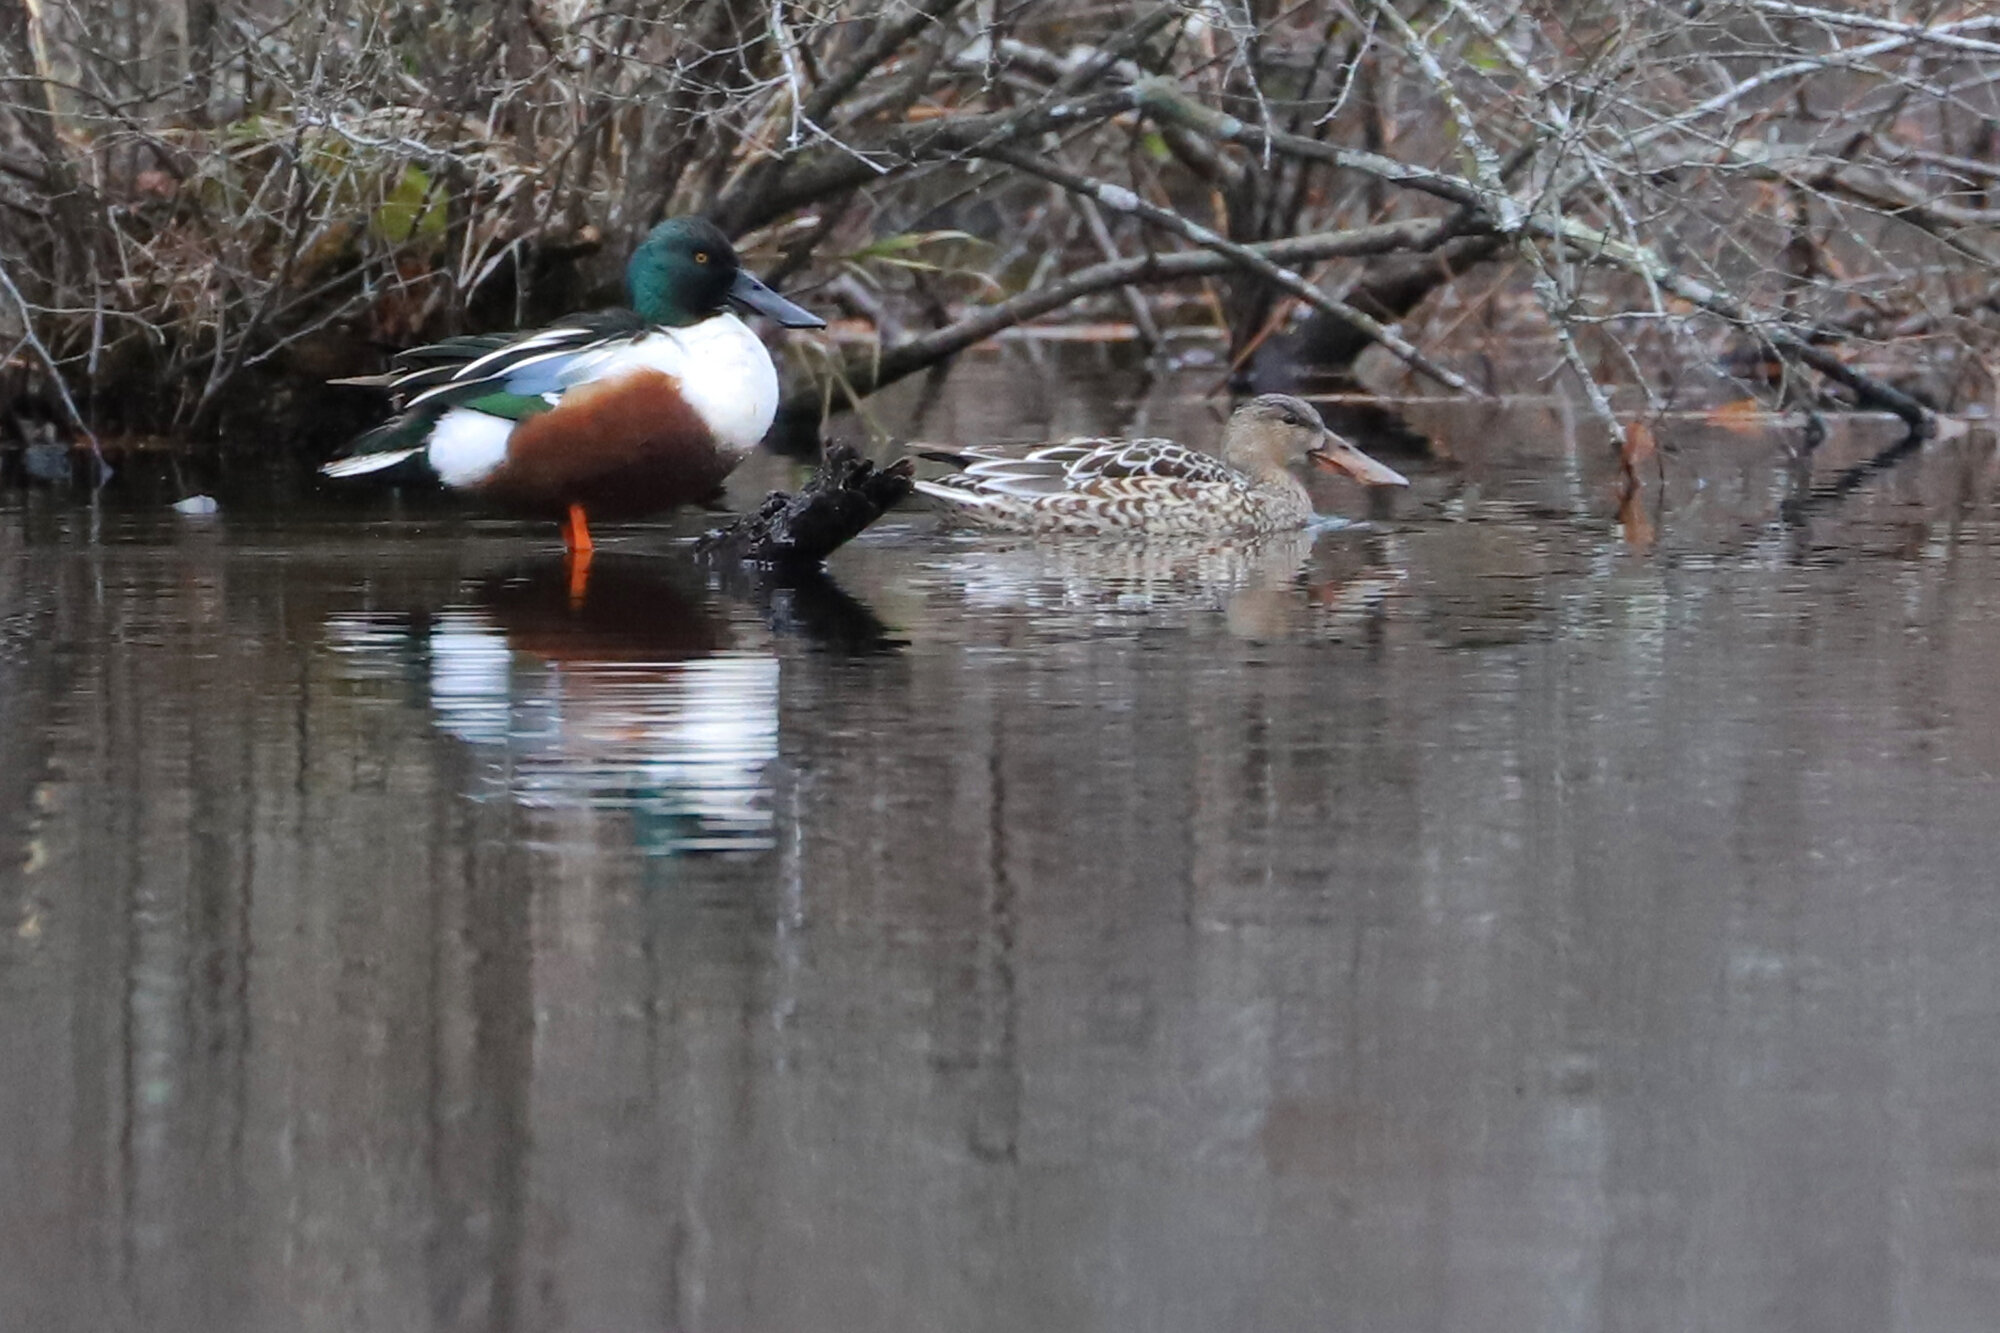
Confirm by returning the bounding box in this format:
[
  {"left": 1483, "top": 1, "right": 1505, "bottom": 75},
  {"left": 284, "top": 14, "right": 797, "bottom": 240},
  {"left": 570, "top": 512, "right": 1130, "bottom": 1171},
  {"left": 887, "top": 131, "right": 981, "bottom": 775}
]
[
  {"left": 321, "top": 217, "right": 823, "bottom": 558},
  {"left": 912, "top": 394, "right": 1409, "bottom": 537}
]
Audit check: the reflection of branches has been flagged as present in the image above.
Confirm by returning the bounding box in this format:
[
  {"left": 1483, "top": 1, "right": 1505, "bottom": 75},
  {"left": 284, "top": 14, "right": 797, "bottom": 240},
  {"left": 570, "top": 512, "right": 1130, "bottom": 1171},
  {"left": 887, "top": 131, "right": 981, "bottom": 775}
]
[{"left": 1777, "top": 430, "right": 1926, "bottom": 524}]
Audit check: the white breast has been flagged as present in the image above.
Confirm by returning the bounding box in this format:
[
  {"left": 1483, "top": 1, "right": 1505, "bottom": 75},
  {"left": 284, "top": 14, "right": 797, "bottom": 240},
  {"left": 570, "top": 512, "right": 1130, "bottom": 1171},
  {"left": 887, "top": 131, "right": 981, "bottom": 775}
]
[{"left": 555, "top": 315, "right": 780, "bottom": 460}]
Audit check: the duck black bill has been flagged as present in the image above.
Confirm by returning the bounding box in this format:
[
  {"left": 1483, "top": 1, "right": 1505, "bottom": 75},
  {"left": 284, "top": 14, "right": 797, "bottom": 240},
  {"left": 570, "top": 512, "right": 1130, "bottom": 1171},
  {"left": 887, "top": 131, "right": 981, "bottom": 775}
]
[{"left": 727, "top": 270, "right": 825, "bottom": 329}]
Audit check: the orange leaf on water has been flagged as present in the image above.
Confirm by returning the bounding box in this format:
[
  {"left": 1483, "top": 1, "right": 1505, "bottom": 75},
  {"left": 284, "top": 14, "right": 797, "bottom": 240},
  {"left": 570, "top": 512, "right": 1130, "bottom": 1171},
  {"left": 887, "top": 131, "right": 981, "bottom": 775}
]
[
  {"left": 1617, "top": 483, "right": 1656, "bottom": 549},
  {"left": 1615, "top": 420, "right": 1655, "bottom": 545},
  {"left": 1621, "top": 419, "right": 1657, "bottom": 468},
  {"left": 1705, "top": 398, "right": 1770, "bottom": 434}
]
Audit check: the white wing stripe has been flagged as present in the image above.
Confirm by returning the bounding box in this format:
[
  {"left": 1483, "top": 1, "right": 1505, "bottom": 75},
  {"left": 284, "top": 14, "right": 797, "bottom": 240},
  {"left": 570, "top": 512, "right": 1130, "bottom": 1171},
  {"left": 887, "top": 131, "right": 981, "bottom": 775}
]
[
  {"left": 402, "top": 343, "right": 602, "bottom": 408},
  {"left": 455, "top": 326, "right": 593, "bottom": 380},
  {"left": 321, "top": 447, "right": 423, "bottom": 478}
]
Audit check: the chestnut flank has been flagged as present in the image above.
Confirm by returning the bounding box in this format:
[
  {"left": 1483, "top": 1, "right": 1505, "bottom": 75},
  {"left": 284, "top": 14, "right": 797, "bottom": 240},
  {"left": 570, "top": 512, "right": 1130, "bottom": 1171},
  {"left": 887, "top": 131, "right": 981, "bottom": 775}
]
[{"left": 477, "top": 369, "right": 732, "bottom": 518}]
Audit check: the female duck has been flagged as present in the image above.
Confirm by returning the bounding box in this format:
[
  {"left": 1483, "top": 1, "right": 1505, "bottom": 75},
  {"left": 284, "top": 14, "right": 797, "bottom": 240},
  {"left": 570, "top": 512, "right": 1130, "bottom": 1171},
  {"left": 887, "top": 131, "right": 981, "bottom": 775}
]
[
  {"left": 913, "top": 394, "right": 1408, "bottom": 537},
  {"left": 322, "top": 217, "right": 823, "bottom": 555}
]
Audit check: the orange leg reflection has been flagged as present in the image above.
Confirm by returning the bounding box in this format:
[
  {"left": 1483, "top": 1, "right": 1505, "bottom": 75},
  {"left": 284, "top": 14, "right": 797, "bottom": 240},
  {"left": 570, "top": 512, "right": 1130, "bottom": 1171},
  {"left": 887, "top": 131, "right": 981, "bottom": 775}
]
[
  {"left": 562, "top": 503, "right": 595, "bottom": 557},
  {"left": 563, "top": 503, "right": 595, "bottom": 605}
]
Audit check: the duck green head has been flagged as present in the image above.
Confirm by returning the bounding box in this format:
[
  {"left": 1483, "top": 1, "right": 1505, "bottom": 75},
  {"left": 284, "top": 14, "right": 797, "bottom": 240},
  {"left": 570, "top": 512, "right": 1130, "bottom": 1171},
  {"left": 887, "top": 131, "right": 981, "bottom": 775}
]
[{"left": 626, "top": 217, "right": 825, "bottom": 330}]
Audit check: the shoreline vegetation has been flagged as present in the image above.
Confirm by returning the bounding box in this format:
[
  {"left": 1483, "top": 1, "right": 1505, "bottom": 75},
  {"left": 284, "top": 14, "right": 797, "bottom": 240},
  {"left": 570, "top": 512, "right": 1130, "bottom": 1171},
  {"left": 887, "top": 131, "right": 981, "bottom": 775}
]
[{"left": 4, "top": 1, "right": 1998, "bottom": 477}]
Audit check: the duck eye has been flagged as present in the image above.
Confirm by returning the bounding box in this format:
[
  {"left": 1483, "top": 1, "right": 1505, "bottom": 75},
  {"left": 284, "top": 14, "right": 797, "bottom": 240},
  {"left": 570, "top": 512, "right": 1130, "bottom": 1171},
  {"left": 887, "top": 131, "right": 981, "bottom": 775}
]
[{"left": 694, "top": 251, "right": 710, "bottom": 264}]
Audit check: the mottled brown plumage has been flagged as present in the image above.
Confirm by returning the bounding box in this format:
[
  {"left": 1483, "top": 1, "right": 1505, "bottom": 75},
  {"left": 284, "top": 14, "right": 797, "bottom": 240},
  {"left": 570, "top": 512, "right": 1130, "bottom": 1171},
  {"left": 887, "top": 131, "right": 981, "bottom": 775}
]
[{"left": 913, "top": 394, "right": 1409, "bottom": 536}]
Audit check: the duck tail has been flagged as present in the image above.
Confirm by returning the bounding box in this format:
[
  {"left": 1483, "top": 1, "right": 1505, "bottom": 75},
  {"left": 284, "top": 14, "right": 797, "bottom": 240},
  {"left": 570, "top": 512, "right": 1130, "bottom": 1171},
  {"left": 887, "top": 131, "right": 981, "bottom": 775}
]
[
  {"left": 319, "top": 412, "right": 437, "bottom": 480},
  {"left": 908, "top": 445, "right": 974, "bottom": 468},
  {"left": 911, "top": 477, "right": 997, "bottom": 506},
  {"left": 320, "top": 446, "right": 425, "bottom": 479}
]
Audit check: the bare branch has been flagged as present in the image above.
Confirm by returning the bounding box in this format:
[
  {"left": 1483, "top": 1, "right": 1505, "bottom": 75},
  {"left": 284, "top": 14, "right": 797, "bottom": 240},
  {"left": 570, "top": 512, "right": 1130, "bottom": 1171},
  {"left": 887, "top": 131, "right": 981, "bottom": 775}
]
[
  {"left": 785, "top": 215, "right": 1467, "bottom": 418},
  {"left": 978, "top": 142, "right": 1488, "bottom": 397}
]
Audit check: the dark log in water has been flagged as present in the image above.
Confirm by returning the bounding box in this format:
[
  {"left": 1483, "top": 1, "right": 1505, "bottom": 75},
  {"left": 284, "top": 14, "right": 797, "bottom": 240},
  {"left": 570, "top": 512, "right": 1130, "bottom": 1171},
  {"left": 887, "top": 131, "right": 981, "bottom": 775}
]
[{"left": 697, "top": 444, "right": 913, "bottom": 572}]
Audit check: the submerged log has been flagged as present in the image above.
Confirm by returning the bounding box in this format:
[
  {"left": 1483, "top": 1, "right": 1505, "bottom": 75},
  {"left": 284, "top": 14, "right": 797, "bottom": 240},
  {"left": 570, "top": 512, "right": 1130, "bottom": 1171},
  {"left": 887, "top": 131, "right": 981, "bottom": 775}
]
[{"left": 696, "top": 444, "right": 914, "bottom": 572}]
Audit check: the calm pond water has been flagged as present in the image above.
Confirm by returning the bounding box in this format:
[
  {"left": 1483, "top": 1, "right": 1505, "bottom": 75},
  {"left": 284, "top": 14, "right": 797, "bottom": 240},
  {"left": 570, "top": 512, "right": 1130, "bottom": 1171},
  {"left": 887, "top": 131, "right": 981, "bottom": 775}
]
[{"left": 5, "top": 355, "right": 2000, "bottom": 1331}]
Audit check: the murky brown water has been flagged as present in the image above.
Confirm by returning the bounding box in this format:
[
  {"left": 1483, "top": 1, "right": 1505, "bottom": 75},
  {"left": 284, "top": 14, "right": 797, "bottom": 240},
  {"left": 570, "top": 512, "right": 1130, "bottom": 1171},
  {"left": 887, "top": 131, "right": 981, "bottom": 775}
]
[{"left": 6, "top": 356, "right": 2000, "bottom": 1331}]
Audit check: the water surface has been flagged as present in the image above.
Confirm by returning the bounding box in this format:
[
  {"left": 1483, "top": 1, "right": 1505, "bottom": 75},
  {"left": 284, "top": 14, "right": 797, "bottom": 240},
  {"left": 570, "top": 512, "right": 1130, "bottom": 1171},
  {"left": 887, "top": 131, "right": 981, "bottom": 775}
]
[{"left": 5, "top": 366, "right": 2000, "bottom": 1331}]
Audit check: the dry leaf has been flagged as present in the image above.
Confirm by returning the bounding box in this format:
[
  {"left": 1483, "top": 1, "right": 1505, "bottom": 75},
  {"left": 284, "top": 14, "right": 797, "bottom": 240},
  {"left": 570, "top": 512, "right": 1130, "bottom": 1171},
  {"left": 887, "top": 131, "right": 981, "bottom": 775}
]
[
  {"left": 1706, "top": 398, "right": 1769, "bottom": 434},
  {"left": 1621, "top": 419, "right": 1658, "bottom": 468},
  {"left": 1617, "top": 482, "right": 1655, "bottom": 548}
]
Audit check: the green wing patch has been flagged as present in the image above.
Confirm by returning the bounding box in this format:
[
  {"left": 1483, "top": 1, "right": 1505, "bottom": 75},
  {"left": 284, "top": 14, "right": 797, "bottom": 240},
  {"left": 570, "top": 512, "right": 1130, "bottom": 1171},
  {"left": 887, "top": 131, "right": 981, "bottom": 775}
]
[{"left": 462, "top": 391, "right": 554, "bottom": 422}]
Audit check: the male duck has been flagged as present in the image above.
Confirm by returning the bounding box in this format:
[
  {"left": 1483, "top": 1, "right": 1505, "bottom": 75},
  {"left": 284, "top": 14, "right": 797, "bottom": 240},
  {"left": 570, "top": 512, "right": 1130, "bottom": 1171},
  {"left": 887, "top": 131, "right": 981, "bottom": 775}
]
[
  {"left": 913, "top": 394, "right": 1409, "bottom": 536},
  {"left": 322, "top": 217, "right": 823, "bottom": 556}
]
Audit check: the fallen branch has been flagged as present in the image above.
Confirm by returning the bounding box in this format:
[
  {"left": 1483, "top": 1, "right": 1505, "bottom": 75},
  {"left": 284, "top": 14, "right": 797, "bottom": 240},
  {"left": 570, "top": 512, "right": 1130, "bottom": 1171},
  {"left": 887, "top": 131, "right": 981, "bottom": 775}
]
[
  {"left": 1546, "top": 223, "right": 1936, "bottom": 430},
  {"left": 1139, "top": 76, "right": 1937, "bottom": 432},
  {"left": 696, "top": 444, "right": 914, "bottom": 571},
  {"left": 1748, "top": 2, "right": 2000, "bottom": 61},
  {"left": 780, "top": 214, "right": 1468, "bottom": 423},
  {"left": 1134, "top": 79, "right": 1491, "bottom": 215},
  {"left": 713, "top": 88, "right": 1139, "bottom": 234},
  {"left": 0, "top": 255, "right": 104, "bottom": 477},
  {"left": 719, "top": 0, "right": 972, "bottom": 225},
  {"left": 977, "top": 144, "right": 1487, "bottom": 397}
]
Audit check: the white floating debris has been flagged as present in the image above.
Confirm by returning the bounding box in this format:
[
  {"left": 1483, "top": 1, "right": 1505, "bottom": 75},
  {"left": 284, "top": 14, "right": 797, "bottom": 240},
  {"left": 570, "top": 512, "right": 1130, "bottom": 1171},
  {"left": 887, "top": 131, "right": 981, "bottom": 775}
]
[{"left": 172, "top": 494, "right": 220, "bottom": 516}]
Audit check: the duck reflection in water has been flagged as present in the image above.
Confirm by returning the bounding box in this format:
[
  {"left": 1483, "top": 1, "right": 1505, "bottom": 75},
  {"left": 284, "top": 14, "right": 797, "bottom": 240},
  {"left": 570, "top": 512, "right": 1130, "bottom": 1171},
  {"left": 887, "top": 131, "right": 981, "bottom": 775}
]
[
  {"left": 326, "top": 555, "right": 893, "bottom": 854},
  {"left": 929, "top": 526, "right": 1406, "bottom": 640}
]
